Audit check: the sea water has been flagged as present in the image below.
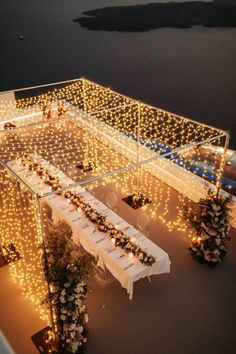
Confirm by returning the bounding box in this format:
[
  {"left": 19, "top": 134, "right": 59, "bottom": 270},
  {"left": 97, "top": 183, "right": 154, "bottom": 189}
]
[{"left": 0, "top": 0, "right": 235, "bottom": 147}]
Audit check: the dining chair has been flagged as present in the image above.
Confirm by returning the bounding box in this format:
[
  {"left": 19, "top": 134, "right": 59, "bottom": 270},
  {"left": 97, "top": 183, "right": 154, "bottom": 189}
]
[
  {"left": 136, "top": 213, "right": 151, "bottom": 237},
  {"left": 59, "top": 220, "right": 73, "bottom": 238},
  {"left": 137, "top": 213, "right": 152, "bottom": 283},
  {"left": 43, "top": 203, "right": 53, "bottom": 221},
  {"left": 105, "top": 192, "right": 118, "bottom": 211}
]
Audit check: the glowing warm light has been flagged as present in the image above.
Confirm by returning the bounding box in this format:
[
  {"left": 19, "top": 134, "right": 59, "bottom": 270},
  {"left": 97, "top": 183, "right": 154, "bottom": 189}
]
[{"left": 0, "top": 78, "right": 228, "bottom": 329}]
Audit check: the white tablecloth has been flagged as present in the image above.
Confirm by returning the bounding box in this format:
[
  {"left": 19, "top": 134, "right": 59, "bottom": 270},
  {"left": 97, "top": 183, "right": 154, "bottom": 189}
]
[{"left": 8, "top": 155, "right": 171, "bottom": 299}]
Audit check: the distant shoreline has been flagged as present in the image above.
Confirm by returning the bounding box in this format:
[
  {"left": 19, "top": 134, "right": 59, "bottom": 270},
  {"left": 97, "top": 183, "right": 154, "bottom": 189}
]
[{"left": 74, "top": 1, "right": 236, "bottom": 32}]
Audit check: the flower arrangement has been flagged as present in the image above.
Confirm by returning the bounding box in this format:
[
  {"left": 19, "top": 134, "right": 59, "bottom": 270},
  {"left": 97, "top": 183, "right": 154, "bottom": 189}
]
[
  {"left": 185, "top": 189, "right": 232, "bottom": 263},
  {"left": 18, "top": 154, "right": 63, "bottom": 191},
  {"left": 57, "top": 101, "right": 68, "bottom": 117},
  {"left": 18, "top": 154, "right": 156, "bottom": 266},
  {"left": 43, "top": 232, "right": 90, "bottom": 353},
  {"left": 63, "top": 190, "right": 156, "bottom": 266},
  {"left": 4, "top": 122, "right": 16, "bottom": 130}
]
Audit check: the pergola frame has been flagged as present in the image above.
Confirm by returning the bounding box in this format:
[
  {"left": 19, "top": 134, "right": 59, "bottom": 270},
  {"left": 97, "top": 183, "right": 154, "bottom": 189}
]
[
  {"left": 0, "top": 77, "right": 229, "bottom": 200},
  {"left": 0, "top": 78, "right": 230, "bottom": 335}
]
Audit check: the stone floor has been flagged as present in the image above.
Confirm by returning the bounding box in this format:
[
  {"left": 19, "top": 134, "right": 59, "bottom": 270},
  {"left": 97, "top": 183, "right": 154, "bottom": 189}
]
[
  {"left": 0, "top": 123, "right": 235, "bottom": 353},
  {"left": 0, "top": 192, "right": 235, "bottom": 354}
]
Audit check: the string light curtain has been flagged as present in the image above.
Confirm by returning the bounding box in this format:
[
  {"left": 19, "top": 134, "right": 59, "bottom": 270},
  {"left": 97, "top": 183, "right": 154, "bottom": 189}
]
[{"left": 0, "top": 78, "right": 229, "bottom": 328}]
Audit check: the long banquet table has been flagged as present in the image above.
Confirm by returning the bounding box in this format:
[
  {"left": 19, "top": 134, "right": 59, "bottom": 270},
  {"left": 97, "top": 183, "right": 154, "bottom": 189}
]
[{"left": 8, "top": 155, "right": 171, "bottom": 299}]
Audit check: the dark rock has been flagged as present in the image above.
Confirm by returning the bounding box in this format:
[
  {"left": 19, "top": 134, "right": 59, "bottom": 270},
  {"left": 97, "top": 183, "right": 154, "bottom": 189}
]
[{"left": 74, "top": 1, "right": 236, "bottom": 32}]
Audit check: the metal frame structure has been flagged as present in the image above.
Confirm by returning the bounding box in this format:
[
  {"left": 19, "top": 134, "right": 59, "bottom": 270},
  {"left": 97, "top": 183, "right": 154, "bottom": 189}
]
[{"left": 0, "top": 78, "right": 229, "bottom": 331}]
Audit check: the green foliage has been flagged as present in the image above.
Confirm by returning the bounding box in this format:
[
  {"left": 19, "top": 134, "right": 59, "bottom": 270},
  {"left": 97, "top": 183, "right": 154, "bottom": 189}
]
[
  {"left": 43, "top": 232, "right": 90, "bottom": 353},
  {"left": 185, "top": 189, "right": 232, "bottom": 263}
]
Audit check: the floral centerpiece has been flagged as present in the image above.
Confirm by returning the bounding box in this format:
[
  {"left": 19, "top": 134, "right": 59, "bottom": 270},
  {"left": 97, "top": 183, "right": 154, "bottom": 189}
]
[
  {"left": 4, "top": 122, "right": 16, "bottom": 130},
  {"left": 18, "top": 154, "right": 156, "bottom": 266},
  {"left": 63, "top": 190, "right": 156, "bottom": 266},
  {"left": 18, "top": 154, "right": 63, "bottom": 191},
  {"left": 185, "top": 189, "right": 232, "bottom": 263}
]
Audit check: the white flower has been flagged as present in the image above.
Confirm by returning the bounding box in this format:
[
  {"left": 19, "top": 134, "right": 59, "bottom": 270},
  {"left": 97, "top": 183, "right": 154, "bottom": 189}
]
[
  {"left": 72, "top": 341, "right": 79, "bottom": 353},
  {"left": 75, "top": 285, "right": 83, "bottom": 293},
  {"left": 85, "top": 314, "right": 89, "bottom": 323},
  {"left": 78, "top": 325, "right": 83, "bottom": 333},
  {"left": 60, "top": 314, "right": 66, "bottom": 321},
  {"left": 70, "top": 331, "right": 76, "bottom": 339},
  {"left": 64, "top": 282, "right": 70, "bottom": 288},
  {"left": 61, "top": 289, "right": 66, "bottom": 295},
  {"left": 80, "top": 305, "right": 85, "bottom": 312},
  {"left": 139, "top": 253, "right": 144, "bottom": 260},
  {"left": 60, "top": 296, "right": 66, "bottom": 303},
  {"left": 70, "top": 323, "right": 76, "bottom": 330},
  {"left": 212, "top": 203, "right": 218, "bottom": 211}
]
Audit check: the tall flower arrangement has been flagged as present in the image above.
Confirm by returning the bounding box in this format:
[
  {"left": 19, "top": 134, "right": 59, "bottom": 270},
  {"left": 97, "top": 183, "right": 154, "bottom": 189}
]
[
  {"left": 43, "top": 232, "right": 90, "bottom": 353},
  {"left": 185, "top": 189, "right": 232, "bottom": 263}
]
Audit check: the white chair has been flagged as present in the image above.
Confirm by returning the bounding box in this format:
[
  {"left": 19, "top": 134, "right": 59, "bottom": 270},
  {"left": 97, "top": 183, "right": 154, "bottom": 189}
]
[
  {"left": 137, "top": 213, "right": 152, "bottom": 283},
  {"left": 91, "top": 261, "right": 115, "bottom": 309},
  {"left": 45, "top": 218, "right": 55, "bottom": 236},
  {"left": 136, "top": 213, "right": 151, "bottom": 237},
  {"left": 106, "top": 192, "right": 118, "bottom": 211},
  {"left": 59, "top": 220, "right": 73, "bottom": 238},
  {"left": 43, "top": 203, "right": 53, "bottom": 221}
]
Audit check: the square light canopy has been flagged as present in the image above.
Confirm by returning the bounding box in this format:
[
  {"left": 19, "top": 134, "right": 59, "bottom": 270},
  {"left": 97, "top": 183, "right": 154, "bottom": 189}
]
[{"left": 0, "top": 78, "right": 229, "bottom": 202}]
